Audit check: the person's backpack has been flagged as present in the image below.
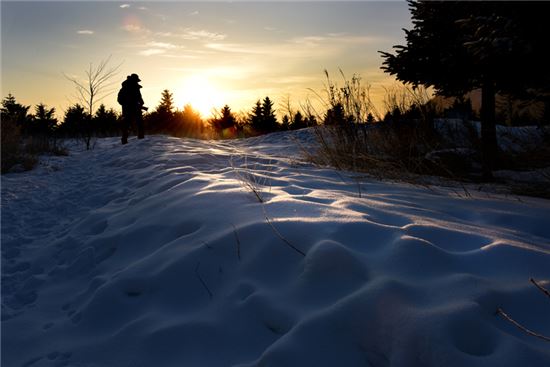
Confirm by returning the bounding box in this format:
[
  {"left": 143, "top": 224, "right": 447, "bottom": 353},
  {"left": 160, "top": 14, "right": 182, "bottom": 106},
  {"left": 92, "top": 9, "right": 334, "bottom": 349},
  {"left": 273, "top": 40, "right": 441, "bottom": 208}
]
[{"left": 117, "top": 87, "right": 126, "bottom": 106}]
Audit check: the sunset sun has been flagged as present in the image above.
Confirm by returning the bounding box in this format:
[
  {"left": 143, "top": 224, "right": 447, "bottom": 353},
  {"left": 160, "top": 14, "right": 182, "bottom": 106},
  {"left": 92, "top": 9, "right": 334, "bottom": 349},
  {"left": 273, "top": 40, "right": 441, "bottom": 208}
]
[{"left": 176, "top": 75, "right": 225, "bottom": 118}]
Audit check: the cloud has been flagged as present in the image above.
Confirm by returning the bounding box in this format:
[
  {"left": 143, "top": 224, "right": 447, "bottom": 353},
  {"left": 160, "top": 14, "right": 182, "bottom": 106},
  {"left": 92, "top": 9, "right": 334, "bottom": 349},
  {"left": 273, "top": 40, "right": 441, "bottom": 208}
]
[
  {"left": 122, "top": 24, "right": 146, "bottom": 33},
  {"left": 189, "top": 11, "right": 199, "bottom": 16},
  {"left": 77, "top": 30, "right": 94, "bottom": 35},
  {"left": 157, "top": 28, "right": 227, "bottom": 42},
  {"left": 156, "top": 32, "right": 173, "bottom": 37},
  {"left": 138, "top": 41, "right": 183, "bottom": 56},
  {"left": 291, "top": 34, "right": 382, "bottom": 47},
  {"left": 205, "top": 43, "right": 264, "bottom": 55},
  {"left": 184, "top": 29, "right": 227, "bottom": 41},
  {"left": 291, "top": 36, "right": 326, "bottom": 47},
  {"left": 147, "top": 41, "right": 178, "bottom": 50},
  {"left": 120, "top": 4, "right": 130, "bottom": 9},
  {"left": 139, "top": 49, "right": 166, "bottom": 56}
]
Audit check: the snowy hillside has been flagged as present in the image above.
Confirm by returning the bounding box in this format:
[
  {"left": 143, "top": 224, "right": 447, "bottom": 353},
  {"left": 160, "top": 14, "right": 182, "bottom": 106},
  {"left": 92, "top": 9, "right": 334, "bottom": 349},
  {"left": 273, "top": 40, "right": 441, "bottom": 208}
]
[{"left": 2, "top": 131, "right": 550, "bottom": 367}]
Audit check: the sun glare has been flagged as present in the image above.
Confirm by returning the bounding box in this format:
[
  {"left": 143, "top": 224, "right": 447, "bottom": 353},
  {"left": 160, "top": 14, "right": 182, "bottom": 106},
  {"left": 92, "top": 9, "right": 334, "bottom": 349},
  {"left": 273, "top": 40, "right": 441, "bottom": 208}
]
[{"left": 176, "top": 75, "right": 225, "bottom": 118}]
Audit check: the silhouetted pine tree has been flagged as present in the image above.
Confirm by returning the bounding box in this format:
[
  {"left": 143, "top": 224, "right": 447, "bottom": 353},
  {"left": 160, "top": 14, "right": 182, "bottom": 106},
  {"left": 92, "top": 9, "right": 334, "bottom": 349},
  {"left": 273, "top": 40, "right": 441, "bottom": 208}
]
[
  {"left": 146, "top": 89, "right": 176, "bottom": 133},
  {"left": 291, "top": 111, "right": 306, "bottom": 130},
  {"left": 94, "top": 104, "right": 119, "bottom": 136},
  {"left": 1, "top": 94, "right": 31, "bottom": 133},
  {"left": 210, "top": 105, "right": 237, "bottom": 138},
  {"left": 324, "top": 103, "right": 348, "bottom": 125},
  {"left": 59, "top": 104, "right": 89, "bottom": 137},
  {"left": 249, "top": 100, "right": 263, "bottom": 134},
  {"left": 247, "top": 97, "right": 279, "bottom": 135},
  {"left": 261, "top": 96, "right": 278, "bottom": 132},
  {"left": 30, "top": 104, "right": 57, "bottom": 135},
  {"left": 380, "top": 0, "right": 550, "bottom": 176}
]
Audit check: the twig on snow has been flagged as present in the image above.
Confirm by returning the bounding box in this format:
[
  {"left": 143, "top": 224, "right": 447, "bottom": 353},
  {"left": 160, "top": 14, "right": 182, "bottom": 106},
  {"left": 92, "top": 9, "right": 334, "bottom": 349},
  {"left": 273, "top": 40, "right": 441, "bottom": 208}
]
[
  {"left": 195, "top": 262, "right": 213, "bottom": 300},
  {"left": 530, "top": 277, "right": 550, "bottom": 300},
  {"left": 262, "top": 205, "right": 305, "bottom": 257},
  {"left": 496, "top": 307, "right": 550, "bottom": 342},
  {"left": 232, "top": 223, "right": 242, "bottom": 261}
]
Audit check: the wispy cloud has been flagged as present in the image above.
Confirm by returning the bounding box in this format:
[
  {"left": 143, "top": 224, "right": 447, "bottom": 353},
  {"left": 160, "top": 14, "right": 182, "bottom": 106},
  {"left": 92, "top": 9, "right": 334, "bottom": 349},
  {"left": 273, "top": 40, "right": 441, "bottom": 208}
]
[
  {"left": 120, "top": 4, "right": 130, "bottom": 9},
  {"left": 147, "top": 41, "right": 179, "bottom": 50},
  {"left": 77, "top": 30, "right": 94, "bottom": 35},
  {"left": 189, "top": 11, "right": 199, "bottom": 16},
  {"left": 291, "top": 34, "right": 382, "bottom": 47},
  {"left": 185, "top": 30, "right": 227, "bottom": 41},
  {"left": 138, "top": 41, "right": 182, "bottom": 57},
  {"left": 139, "top": 49, "right": 166, "bottom": 57},
  {"left": 157, "top": 28, "right": 227, "bottom": 42},
  {"left": 205, "top": 43, "right": 264, "bottom": 55},
  {"left": 291, "top": 36, "right": 326, "bottom": 47},
  {"left": 122, "top": 24, "right": 147, "bottom": 33}
]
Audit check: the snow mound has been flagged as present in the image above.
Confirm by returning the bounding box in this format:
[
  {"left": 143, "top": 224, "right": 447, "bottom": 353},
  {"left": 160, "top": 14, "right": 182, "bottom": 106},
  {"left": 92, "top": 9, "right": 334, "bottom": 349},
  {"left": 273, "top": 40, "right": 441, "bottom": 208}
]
[{"left": 2, "top": 133, "right": 550, "bottom": 367}]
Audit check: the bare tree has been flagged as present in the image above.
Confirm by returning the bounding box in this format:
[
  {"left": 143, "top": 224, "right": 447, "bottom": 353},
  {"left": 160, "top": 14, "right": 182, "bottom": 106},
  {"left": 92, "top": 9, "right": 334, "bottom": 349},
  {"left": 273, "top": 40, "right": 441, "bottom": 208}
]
[{"left": 64, "top": 56, "right": 122, "bottom": 149}]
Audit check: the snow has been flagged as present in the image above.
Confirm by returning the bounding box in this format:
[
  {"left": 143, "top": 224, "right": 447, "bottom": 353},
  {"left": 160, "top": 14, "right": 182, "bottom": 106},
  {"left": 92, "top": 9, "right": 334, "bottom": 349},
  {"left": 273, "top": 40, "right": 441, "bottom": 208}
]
[{"left": 2, "top": 131, "right": 550, "bottom": 367}]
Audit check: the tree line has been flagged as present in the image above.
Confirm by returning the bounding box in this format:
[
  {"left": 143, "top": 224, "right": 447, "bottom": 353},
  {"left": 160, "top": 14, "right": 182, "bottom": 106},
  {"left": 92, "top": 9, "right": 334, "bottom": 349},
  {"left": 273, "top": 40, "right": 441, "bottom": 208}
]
[{"left": 1, "top": 90, "right": 322, "bottom": 142}]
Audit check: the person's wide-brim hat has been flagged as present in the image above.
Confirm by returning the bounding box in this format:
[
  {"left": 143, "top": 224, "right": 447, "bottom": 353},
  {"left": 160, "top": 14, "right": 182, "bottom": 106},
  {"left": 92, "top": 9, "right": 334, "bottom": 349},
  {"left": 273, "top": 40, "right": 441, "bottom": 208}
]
[{"left": 128, "top": 73, "right": 141, "bottom": 82}]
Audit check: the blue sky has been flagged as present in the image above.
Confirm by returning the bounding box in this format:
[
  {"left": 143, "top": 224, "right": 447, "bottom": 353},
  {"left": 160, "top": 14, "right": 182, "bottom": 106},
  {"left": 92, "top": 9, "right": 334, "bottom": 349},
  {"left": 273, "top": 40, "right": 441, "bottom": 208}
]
[{"left": 1, "top": 1, "right": 411, "bottom": 118}]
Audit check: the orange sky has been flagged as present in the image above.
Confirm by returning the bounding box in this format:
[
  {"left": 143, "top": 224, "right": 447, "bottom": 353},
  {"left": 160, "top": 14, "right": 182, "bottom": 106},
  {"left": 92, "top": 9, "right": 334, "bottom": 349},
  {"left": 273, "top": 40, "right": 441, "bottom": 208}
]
[{"left": 2, "top": 1, "right": 412, "bottom": 119}]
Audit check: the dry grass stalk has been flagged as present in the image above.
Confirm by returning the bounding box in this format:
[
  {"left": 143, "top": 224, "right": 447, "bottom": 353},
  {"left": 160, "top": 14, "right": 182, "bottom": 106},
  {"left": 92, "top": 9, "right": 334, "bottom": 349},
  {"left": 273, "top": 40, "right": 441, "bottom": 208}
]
[
  {"left": 496, "top": 307, "right": 550, "bottom": 342},
  {"left": 194, "top": 262, "right": 213, "bottom": 300},
  {"left": 232, "top": 224, "right": 242, "bottom": 261}
]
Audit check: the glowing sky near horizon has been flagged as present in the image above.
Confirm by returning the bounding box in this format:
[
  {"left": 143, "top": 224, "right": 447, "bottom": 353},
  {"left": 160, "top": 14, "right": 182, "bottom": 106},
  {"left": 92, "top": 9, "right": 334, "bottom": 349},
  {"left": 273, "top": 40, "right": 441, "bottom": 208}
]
[{"left": 1, "top": 1, "right": 411, "bottom": 118}]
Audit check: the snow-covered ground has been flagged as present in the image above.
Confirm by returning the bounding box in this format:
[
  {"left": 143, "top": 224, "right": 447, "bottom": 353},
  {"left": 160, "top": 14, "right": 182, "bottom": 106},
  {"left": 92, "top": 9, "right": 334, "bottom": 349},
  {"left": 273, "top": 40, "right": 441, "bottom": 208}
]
[{"left": 2, "top": 131, "right": 549, "bottom": 367}]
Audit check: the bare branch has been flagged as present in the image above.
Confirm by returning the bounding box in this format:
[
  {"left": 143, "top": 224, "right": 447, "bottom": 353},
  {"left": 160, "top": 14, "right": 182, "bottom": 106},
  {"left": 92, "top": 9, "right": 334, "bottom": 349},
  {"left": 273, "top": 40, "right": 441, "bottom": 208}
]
[
  {"left": 195, "top": 262, "right": 213, "bottom": 300},
  {"left": 530, "top": 278, "right": 550, "bottom": 300},
  {"left": 496, "top": 307, "right": 550, "bottom": 342},
  {"left": 262, "top": 205, "right": 305, "bottom": 257},
  {"left": 64, "top": 55, "right": 122, "bottom": 116}
]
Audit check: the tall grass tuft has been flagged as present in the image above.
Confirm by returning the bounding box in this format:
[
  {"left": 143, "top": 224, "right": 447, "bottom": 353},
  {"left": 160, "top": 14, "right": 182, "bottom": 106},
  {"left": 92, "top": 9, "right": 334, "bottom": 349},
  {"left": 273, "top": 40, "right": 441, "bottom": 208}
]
[
  {"left": 305, "top": 73, "right": 449, "bottom": 181},
  {"left": 1, "top": 117, "right": 68, "bottom": 174},
  {"left": 2, "top": 117, "right": 22, "bottom": 172}
]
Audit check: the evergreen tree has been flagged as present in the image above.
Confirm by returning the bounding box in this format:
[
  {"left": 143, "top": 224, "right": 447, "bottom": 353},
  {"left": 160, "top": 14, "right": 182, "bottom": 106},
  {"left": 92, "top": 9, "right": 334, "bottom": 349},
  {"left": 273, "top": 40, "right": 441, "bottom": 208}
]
[
  {"left": 210, "top": 105, "right": 237, "bottom": 138},
  {"left": 249, "top": 100, "right": 263, "bottom": 133},
  {"left": 94, "top": 104, "right": 119, "bottom": 136},
  {"left": 146, "top": 89, "right": 176, "bottom": 133},
  {"left": 248, "top": 97, "right": 279, "bottom": 134},
  {"left": 291, "top": 111, "right": 306, "bottom": 130},
  {"left": 157, "top": 89, "right": 175, "bottom": 114},
  {"left": 59, "top": 104, "right": 89, "bottom": 136},
  {"left": 380, "top": 1, "right": 550, "bottom": 176},
  {"left": 324, "top": 103, "right": 347, "bottom": 125},
  {"left": 261, "top": 96, "right": 278, "bottom": 132},
  {"left": 1, "top": 94, "right": 31, "bottom": 132},
  {"left": 31, "top": 104, "right": 57, "bottom": 135}
]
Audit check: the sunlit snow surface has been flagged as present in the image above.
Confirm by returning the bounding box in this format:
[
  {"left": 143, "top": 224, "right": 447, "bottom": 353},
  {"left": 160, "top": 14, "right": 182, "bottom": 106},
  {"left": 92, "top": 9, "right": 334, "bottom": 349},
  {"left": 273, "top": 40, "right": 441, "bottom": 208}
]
[{"left": 2, "top": 131, "right": 550, "bottom": 367}]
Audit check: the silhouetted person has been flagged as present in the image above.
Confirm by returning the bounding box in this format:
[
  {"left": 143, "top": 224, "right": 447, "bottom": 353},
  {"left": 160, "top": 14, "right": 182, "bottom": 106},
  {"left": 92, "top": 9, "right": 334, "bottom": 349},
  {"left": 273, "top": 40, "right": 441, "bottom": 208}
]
[{"left": 117, "top": 73, "right": 147, "bottom": 144}]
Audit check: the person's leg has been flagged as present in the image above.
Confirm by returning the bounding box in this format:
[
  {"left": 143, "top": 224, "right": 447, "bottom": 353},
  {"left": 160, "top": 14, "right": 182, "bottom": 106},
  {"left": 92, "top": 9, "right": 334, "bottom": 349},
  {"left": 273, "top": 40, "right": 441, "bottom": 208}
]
[
  {"left": 121, "top": 115, "right": 129, "bottom": 144},
  {"left": 137, "top": 115, "right": 144, "bottom": 139}
]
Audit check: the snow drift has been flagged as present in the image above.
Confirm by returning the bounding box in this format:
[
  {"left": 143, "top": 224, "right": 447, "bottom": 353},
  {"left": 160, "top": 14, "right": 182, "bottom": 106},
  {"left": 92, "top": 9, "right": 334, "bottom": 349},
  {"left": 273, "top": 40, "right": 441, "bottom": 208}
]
[{"left": 2, "top": 131, "right": 550, "bottom": 367}]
